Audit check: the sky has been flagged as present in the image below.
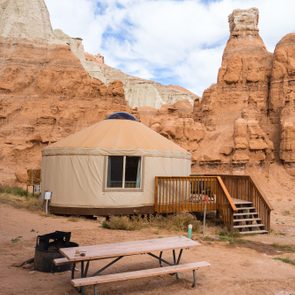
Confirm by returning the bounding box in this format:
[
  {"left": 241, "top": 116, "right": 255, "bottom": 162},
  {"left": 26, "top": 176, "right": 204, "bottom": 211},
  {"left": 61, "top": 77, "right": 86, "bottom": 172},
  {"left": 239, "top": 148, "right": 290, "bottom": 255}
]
[{"left": 45, "top": 0, "right": 295, "bottom": 96}]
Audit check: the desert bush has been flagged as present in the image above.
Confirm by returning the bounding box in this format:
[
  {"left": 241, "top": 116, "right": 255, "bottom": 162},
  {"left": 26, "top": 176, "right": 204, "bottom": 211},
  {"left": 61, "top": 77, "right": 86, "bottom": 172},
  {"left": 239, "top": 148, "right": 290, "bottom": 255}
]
[
  {"left": 102, "top": 212, "right": 201, "bottom": 233},
  {"left": 102, "top": 216, "right": 141, "bottom": 231},
  {"left": 166, "top": 213, "right": 201, "bottom": 232},
  {"left": 0, "top": 193, "right": 42, "bottom": 211},
  {"left": 0, "top": 185, "right": 28, "bottom": 196},
  {"left": 218, "top": 229, "right": 240, "bottom": 244}
]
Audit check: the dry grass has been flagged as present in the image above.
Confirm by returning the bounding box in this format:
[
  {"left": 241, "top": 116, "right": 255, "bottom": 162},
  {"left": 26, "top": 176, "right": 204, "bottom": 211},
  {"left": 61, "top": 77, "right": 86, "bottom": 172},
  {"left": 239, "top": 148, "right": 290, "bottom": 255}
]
[
  {"left": 0, "top": 193, "right": 42, "bottom": 212},
  {"left": 0, "top": 185, "right": 29, "bottom": 196},
  {"left": 218, "top": 237, "right": 295, "bottom": 255},
  {"left": 102, "top": 216, "right": 140, "bottom": 231},
  {"left": 102, "top": 213, "right": 201, "bottom": 233},
  {"left": 67, "top": 217, "right": 81, "bottom": 222},
  {"left": 271, "top": 243, "right": 295, "bottom": 253},
  {"left": 218, "top": 229, "right": 240, "bottom": 244},
  {"left": 273, "top": 257, "right": 295, "bottom": 266}
]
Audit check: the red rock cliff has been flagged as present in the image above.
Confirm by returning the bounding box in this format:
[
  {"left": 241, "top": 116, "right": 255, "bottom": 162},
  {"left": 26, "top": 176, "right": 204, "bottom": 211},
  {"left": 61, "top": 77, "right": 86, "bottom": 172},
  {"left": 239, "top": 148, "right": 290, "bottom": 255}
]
[{"left": 0, "top": 38, "right": 127, "bottom": 184}]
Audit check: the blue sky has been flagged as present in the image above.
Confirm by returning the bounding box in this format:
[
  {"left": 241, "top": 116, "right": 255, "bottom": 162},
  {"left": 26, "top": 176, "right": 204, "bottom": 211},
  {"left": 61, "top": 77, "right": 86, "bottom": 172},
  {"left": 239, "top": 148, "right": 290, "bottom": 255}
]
[{"left": 45, "top": 0, "right": 295, "bottom": 96}]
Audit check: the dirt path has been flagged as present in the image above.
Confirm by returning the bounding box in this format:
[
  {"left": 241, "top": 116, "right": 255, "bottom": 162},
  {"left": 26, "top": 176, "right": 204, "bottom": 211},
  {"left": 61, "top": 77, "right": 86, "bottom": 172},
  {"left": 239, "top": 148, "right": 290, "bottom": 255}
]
[{"left": 0, "top": 204, "right": 294, "bottom": 295}]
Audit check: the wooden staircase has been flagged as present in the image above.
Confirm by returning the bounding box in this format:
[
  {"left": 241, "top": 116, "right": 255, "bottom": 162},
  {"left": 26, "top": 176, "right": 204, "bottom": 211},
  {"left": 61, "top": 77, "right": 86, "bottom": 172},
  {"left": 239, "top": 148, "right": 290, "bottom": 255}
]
[
  {"left": 232, "top": 199, "right": 268, "bottom": 235},
  {"left": 154, "top": 174, "right": 272, "bottom": 235}
]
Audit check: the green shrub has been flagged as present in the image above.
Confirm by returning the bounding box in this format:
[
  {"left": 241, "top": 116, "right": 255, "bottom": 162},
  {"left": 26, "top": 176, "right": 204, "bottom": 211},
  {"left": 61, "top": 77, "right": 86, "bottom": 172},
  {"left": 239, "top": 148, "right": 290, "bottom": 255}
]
[
  {"left": 218, "top": 229, "right": 240, "bottom": 244},
  {"left": 0, "top": 186, "right": 28, "bottom": 196}
]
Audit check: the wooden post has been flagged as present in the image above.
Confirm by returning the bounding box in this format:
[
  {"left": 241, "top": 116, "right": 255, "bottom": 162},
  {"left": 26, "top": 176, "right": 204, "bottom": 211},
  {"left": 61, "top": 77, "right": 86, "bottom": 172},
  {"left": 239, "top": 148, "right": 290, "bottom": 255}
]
[
  {"left": 154, "top": 177, "right": 158, "bottom": 212},
  {"left": 203, "top": 195, "right": 208, "bottom": 237}
]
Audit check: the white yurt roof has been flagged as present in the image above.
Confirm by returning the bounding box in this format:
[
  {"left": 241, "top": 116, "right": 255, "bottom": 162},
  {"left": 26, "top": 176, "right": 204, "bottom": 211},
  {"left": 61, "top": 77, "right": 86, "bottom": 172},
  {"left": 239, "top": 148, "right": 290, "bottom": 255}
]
[{"left": 43, "top": 118, "right": 191, "bottom": 159}]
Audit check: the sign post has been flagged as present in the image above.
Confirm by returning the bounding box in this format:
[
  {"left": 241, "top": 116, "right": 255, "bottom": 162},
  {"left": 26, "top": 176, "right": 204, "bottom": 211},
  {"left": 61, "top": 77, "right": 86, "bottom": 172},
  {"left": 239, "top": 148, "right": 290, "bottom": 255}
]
[{"left": 44, "top": 191, "right": 52, "bottom": 214}]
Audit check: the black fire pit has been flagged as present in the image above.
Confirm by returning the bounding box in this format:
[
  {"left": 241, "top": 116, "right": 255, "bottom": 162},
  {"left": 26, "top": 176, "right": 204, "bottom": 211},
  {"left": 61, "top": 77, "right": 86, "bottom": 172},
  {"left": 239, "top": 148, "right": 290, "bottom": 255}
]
[{"left": 34, "top": 231, "right": 78, "bottom": 273}]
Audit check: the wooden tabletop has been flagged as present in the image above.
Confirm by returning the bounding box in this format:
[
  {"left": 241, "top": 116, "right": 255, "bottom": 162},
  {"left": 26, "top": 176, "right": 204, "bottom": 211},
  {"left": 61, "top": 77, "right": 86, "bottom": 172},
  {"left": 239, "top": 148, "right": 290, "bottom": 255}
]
[{"left": 59, "top": 236, "right": 200, "bottom": 262}]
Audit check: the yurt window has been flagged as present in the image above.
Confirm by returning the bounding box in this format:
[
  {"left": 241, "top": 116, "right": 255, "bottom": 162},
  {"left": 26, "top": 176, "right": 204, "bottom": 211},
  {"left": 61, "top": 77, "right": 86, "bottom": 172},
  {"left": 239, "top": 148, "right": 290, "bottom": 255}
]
[{"left": 107, "top": 156, "right": 142, "bottom": 189}]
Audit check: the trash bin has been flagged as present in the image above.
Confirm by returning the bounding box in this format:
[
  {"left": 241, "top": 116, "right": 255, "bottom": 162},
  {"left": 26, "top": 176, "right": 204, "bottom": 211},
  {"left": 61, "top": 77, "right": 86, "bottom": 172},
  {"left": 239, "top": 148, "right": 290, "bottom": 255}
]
[{"left": 34, "top": 231, "right": 78, "bottom": 272}]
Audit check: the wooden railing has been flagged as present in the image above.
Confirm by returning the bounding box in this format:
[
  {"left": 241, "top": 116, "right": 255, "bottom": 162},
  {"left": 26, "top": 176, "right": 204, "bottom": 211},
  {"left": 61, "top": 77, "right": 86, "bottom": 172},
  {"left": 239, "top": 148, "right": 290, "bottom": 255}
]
[
  {"left": 216, "top": 176, "right": 237, "bottom": 230},
  {"left": 154, "top": 176, "right": 237, "bottom": 230},
  {"left": 203, "top": 174, "right": 273, "bottom": 231}
]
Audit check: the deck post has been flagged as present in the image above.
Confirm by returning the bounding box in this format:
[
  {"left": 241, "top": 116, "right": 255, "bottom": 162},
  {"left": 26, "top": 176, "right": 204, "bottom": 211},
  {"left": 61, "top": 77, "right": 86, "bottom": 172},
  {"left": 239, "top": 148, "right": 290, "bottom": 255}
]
[{"left": 154, "top": 177, "right": 159, "bottom": 213}]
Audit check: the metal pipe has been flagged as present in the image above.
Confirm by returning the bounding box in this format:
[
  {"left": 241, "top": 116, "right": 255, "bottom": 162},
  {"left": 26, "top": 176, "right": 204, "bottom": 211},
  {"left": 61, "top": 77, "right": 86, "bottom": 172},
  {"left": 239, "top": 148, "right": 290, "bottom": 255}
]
[{"left": 92, "top": 256, "right": 123, "bottom": 276}]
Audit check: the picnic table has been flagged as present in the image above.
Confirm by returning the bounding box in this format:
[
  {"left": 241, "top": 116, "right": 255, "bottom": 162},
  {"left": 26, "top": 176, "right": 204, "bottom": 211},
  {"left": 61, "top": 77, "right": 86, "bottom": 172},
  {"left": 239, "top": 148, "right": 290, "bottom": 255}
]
[{"left": 55, "top": 236, "right": 209, "bottom": 294}]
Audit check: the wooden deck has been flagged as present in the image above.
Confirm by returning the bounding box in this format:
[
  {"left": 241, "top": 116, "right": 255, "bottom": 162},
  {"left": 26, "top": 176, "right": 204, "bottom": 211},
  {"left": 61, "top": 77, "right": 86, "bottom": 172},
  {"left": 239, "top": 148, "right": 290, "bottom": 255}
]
[{"left": 154, "top": 175, "right": 272, "bottom": 232}]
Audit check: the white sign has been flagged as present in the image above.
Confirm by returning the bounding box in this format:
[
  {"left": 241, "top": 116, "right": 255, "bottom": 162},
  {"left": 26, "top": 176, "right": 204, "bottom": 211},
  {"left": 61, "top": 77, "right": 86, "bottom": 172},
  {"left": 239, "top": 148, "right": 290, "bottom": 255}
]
[
  {"left": 34, "top": 185, "right": 41, "bottom": 193},
  {"left": 44, "top": 191, "right": 52, "bottom": 200}
]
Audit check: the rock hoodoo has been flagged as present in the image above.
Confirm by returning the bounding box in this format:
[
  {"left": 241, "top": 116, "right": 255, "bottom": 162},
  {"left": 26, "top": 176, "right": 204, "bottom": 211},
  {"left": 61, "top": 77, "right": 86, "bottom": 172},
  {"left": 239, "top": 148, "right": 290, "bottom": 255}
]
[{"left": 193, "top": 7, "right": 274, "bottom": 172}]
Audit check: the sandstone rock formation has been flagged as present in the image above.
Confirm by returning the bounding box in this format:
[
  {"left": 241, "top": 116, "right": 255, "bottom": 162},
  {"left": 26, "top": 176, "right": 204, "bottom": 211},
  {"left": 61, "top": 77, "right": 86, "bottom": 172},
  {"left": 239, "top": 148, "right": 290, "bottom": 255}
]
[
  {"left": 135, "top": 100, "right": 205, "bottom": 158},
  {"left": 0, "top": 0, "right": 198, "bottom": 185},
  {"left": 1, "top": 3, "right": 295, "bottom": 184},
  {"left": 68, "top": 38, "right": 199, "bottom": 108},
  {"left": 1, "top": 0, "right": 197, "bottom": 110},
  {"left": 0, "top": 0, "right": 55, "bottom": 41},
  {"left": 0, "top": 42, "right": 128, "bottom": 183},
  {"left": 193, "top": 8, "right": 274, "bottom": 172},
  {"left": 270, "top": 34, "right": 295, "bottom": 175},
  {"left": 0, "top": 38, "right": 128, "bottom": 184}
]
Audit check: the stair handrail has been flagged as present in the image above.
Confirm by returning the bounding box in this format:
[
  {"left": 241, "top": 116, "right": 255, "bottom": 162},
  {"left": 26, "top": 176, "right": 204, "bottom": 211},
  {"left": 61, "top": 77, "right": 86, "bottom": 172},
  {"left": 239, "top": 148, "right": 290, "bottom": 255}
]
[
  {"left": 216, "top": 176, "right": 238, "bottom": 212},
  {"left": 248, "top": 175, "right": 273, "bottom": 211}
]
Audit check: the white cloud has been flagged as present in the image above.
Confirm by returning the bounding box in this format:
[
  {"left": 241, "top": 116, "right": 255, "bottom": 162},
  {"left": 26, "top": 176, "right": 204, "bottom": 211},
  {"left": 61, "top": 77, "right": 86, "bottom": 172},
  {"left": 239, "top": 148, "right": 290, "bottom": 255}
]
[{"left": 45, "top": 0, "right": 295, "bottom": 96}]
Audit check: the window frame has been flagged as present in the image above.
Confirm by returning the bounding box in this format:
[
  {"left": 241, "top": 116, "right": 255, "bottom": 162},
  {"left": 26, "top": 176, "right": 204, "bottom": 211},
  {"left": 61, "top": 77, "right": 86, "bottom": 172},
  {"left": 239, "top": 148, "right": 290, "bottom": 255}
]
[{"left": 104, "top": 155, "right": 144, "bottom": 192}]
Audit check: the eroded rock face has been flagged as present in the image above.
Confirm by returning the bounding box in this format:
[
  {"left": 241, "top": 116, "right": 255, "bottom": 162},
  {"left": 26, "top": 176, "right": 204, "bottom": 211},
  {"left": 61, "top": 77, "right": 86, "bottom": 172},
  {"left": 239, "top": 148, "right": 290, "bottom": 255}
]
[
  {"left": 1, "top": 4, "right": 295, "bottom": 184},
  {"left": 270, "top": 34, "right": 295, "bottom": 174},
  {"left": 135, "top": 100, "right": 205, "bottom": 158},
  {"left": 193, "top": 7, "right": 274, "bottom": 172},
  {"left": 0, "top": 0, "right": 199, "bottom": 184},
  {"left": 232, "top": 117, "right": 274, "bottom": 166},
  {"left": 0, "top": 0, "right": 55, "bottom": 41},
  {"left": 70, "top": 41, "right": 199, "bottom": 109},
  {"left": 0, "top": 38, "right": 127, "bottom": 184}
]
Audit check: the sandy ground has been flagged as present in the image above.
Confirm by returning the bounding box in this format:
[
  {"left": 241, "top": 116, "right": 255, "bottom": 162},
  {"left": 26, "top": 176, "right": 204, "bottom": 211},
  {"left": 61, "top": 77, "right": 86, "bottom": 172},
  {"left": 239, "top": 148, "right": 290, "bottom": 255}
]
[{"left": 0, "top": 165, "right": 295, "bottom": 295}]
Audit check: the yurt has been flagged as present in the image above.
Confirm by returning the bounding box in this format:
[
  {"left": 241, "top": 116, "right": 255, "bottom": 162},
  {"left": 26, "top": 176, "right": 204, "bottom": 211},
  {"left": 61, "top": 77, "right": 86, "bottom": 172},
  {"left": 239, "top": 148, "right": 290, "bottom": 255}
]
[{"left": 41, "top": 112, "right": 191, "bottom": 216}]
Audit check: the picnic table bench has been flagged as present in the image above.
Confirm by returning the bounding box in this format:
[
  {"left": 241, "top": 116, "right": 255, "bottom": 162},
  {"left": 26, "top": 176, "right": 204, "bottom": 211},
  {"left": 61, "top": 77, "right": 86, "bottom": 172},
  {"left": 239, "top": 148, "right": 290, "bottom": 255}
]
[{"left": 54, "top": 236, "right": 210, "bottom": 294}]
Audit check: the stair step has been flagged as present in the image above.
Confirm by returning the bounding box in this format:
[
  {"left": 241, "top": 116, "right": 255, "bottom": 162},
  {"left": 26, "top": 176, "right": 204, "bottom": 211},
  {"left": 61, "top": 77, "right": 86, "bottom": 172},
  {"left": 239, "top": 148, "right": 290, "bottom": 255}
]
[
  {"left": 239, "top": 230, "right": 268, "bottom": 235},
  {"left": 233, "top": 224, "right": 264, "bottom": 229},
  {"left": 236, "top": 204, "right": 253, "bottom": 208},
  {"left": 230, "top": 197, "right": 267, "bottom": 235},
  {"left": 233, "top": 218, "right": 261, "bottom": 222},
  {"left": 237, "top": 207, "right": 256, "bottom": 211},
  {"left": 235, "top": 201, "right": 253, "bottom": 205},
  {"left": 234, "top": 212, "right": 258, "bottom": 216},
  {"left": 233, "top": 199, "right": 252, "bottom": 205}
]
